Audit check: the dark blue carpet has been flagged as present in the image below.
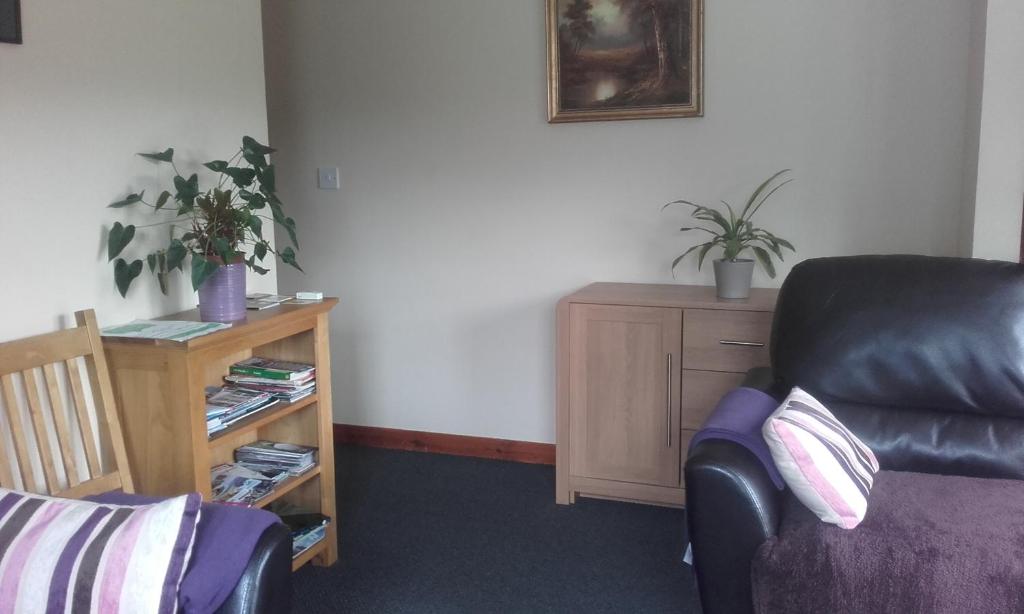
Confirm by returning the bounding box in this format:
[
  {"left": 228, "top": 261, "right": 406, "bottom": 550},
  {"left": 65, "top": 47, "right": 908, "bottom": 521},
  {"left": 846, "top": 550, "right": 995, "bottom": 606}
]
[{"left": 292, "top": 445, "right": 700, "bottom": 613}]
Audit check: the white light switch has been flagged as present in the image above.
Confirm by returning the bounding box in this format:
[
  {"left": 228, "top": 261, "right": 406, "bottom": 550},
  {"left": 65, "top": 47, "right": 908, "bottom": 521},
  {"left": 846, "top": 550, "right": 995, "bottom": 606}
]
[{"left": 318, "top": 167, "right": 340, "bottom": 190}]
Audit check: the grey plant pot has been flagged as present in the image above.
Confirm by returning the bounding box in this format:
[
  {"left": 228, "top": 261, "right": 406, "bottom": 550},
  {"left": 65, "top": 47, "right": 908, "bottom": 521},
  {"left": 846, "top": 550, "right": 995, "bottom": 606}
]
[{"left": 713, "top": 258, "right": 755, "bottom": 299}]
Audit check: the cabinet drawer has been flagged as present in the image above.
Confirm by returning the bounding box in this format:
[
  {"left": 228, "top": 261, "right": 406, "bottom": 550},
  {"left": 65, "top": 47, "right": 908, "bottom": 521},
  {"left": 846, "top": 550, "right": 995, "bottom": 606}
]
[
  {"left": 681, "top": 370, "right": 746, "bottom": 429},
  {"left": 682, "top": 309, "right": 772, "bottom": 372}
]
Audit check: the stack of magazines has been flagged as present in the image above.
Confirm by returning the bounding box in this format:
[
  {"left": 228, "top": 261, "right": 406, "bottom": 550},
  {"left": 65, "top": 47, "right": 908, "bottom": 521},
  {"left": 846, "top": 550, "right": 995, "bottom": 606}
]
[
  {"left": 206, "top": 387, "right": 278, "bottom": 436},
  {"left": 210, "top": 463, "right": 291, "bottom": 505},
  {"left": 235, "top": 440, "right": 317, "bottom": 475},
  {"left": 224, "top": 357, "right": 316, "bottom": 403}
]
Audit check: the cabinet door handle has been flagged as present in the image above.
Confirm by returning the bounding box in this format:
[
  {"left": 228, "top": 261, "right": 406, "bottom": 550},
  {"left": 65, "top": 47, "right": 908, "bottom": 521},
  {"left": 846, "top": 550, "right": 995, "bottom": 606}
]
[
  {"left": 719, "top": 340, "right": 765, "bottom": 347},
  {"left": 666, "top": 353, "right": 672, "bottom": 447}
]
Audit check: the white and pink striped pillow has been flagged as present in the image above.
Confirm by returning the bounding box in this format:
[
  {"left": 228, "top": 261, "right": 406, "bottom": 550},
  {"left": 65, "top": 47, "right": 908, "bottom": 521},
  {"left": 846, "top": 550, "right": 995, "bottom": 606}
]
[
  {"left": 0, "top": 487, "right": 200, "bottom": 613},
  {"left": 763, "top": 387, "right": 879, "bottom": 529}
]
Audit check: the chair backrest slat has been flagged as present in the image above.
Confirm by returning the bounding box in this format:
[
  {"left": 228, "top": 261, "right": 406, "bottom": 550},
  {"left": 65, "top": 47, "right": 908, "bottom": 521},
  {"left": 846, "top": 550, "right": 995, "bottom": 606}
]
[
  {"left": 64, "top": 358, "right": 102, "bottom": 476},
  {"left": 42, "top": 363, "right": 80, "bottom": 488},
  {"left": 0, "top": 373, "right": 40, "bottom": 491},
  {"left": 21, "top": 368, "right": 59, "bottom": 493},
  {"left": 0, "top": 310, "right": 134, "bottom": 498}
]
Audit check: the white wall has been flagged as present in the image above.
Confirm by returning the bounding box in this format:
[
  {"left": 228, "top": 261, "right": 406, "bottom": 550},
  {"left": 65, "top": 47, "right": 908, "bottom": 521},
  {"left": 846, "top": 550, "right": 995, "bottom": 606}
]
[
  {"left": 0, "top": 0, "right": 274, "bottom": 342},
  {"left": 968, "top": 0, "right": 1024, "bottom": 261},
  {"left": 263, "top": 0, "right": 973, "bottom": 443}
]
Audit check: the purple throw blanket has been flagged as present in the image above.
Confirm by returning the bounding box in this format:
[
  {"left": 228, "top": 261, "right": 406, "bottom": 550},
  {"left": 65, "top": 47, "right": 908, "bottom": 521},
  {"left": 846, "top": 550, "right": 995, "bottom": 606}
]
[
  {"left": 752, "top": 471, "right": 1024, "bottom": 614},
  {"left": 688, "top": 387, "right": 785, "bottom": 489},
  {"left": 87, "top": 491, "right": 280, "bottom": 614}
]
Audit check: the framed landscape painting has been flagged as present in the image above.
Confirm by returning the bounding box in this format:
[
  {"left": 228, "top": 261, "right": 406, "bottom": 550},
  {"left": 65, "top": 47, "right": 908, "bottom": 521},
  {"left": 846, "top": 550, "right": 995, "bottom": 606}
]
[{"left": 546, "top": 0, "right": 703, "bottom": 123}]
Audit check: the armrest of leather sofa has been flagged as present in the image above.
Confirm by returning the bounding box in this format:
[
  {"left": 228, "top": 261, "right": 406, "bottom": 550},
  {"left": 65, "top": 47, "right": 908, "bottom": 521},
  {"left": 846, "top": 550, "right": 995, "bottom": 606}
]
[
  {"left": 216, "top": 523, "right": 293, "bottom": 614},
  {"left": 684, "top": 367, "right": 784, "bottom": 614}
]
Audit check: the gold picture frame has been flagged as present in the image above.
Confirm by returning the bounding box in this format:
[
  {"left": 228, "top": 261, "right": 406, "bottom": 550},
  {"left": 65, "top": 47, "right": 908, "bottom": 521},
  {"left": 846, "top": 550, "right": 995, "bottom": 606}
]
[{"left": 546, "top": 0, "right": 704, "bottom": 123}]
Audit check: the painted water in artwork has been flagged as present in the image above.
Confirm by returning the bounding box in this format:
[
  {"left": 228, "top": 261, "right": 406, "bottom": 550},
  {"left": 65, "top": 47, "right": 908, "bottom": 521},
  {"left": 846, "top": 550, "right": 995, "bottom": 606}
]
[{"left": 555, "top": 0, "right": 694, "bottom": 112}]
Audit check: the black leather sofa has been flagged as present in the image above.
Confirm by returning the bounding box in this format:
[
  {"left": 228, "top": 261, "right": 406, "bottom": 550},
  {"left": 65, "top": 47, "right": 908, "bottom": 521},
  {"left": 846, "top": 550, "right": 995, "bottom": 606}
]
[
  {"left": 218, "top": 523, "right": 293, "bottom": 613},
  {"left": 685, "top": 254, "right": 1024, "bottom": 614}
]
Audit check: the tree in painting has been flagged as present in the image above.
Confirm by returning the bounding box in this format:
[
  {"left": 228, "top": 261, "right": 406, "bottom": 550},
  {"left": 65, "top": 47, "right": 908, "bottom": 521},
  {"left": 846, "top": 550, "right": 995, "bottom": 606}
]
[{"left": 556, "top": 0, "right": 693, "bottom": 111}]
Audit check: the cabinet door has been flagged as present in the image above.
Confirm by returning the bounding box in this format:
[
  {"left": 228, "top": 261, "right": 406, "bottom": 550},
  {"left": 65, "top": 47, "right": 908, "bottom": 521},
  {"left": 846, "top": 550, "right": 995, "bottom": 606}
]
[{"left": 569, "top": 304, "right": 682, "bottom": 487}]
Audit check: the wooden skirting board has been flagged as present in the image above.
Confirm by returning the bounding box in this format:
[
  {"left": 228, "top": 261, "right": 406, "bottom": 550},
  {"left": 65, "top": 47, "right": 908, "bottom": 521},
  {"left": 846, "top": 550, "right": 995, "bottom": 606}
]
[{"left": 332, "top": 424, "right": 555, "bottom": 465}]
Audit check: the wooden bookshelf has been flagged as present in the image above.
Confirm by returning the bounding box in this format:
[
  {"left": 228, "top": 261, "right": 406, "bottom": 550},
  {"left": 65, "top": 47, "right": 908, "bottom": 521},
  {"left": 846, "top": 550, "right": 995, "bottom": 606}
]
[{"left": 101, "top": 299, "right": 339, "bottom": 569}]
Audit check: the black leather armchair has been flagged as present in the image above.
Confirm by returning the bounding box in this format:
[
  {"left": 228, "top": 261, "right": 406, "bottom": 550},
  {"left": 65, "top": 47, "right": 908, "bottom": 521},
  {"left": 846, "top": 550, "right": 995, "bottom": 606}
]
[
  {"left": 684, "top": 255, "right": 1024, "bottom": 614},
  {"left": 217, "top": 523, "right": 293, "bottom": 614}
]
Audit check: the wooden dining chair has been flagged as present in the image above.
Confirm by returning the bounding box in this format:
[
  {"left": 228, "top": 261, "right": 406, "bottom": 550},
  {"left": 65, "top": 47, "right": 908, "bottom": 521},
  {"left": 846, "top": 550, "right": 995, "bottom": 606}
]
[{"left": 0, "top": 309, "right": 134, "bottom": 499}]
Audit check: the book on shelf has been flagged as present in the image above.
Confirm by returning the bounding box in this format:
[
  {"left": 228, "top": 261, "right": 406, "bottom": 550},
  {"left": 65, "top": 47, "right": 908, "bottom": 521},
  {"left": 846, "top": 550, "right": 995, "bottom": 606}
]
[{"left": 230, "top": 357, "right": 315, "bottom": 382}]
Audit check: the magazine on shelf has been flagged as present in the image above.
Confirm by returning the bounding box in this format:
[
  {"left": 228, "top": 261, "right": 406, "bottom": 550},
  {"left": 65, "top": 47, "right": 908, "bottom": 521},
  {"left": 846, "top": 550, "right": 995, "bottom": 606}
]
[
  {"left": 274, "top": 508, "right": 331, "bottom": 558},
  {"left": 205, "top": 386, "right": 279, "bottom": 436},
  {"left": 245, "top": 294, "right": 292, "bottom": 310},
  {"left": 210, "top": 463, "right": 287, "bottom": 505},
  {"left": 230, "top": 357, "right": 315, "bottom": 381},
  {"left": 235, "top": 440, "right": 318, "bottom": 472}
]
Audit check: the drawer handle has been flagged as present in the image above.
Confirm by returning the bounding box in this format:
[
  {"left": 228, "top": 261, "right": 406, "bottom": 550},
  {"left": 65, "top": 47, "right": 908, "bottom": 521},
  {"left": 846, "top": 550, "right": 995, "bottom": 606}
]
[
  {"left": 666, "top": 353, "right": 672, "bottom": 448},
  {"left": 719, "top": 340, "right": 765, "bottom": 348}
]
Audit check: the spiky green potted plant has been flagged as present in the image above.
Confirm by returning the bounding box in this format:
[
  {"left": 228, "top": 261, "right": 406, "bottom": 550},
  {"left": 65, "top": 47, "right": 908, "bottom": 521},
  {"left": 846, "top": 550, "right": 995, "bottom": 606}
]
[
  {"left": 662, "top": 169, "right": 795, "bottom": 299},
  {"left": 105, "top": 136, "right": 302, "bottom": 321}
]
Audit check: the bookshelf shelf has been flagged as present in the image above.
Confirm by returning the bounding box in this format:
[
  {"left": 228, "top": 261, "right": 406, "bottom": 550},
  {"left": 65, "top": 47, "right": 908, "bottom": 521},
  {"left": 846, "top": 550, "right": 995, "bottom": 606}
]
[
  {"left": 208, "top": 394, "right": 319, "bottom": 447},
  {"left": 101, "top": 299, "right": 339, "bottom": 570},
  {"left": 254, "top": 464, "right": 321, "bottom": 509}
]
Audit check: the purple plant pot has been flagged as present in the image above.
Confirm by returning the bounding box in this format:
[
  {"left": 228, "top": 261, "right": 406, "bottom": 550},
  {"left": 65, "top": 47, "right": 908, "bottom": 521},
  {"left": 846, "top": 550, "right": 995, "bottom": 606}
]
[{"left": 198, "top": 261, "right": 247, "bottom": 322}]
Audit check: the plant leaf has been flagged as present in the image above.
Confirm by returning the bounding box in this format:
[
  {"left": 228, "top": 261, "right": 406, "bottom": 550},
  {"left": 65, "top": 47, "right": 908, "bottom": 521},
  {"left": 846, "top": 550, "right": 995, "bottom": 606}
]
[
  {"left": 165, "top": 239, "right": 188, "bottom": 271},
  {"left": 147, "top": 253, "right": 157, "bottom": 273},
  {"left": 246, "top": 255, "right": 270, "bottom": 275},
  {"left": 154, "top": 190, "right": 172, "bottom": 211},
  {"left": 259, "top": 165, "right": 276, "bottom": 193},
  {"left": 752, "top": 246, "right": 777, "bottom": 278},
  {"left": 204, "top": 160, "right": 229, "bottom": 173},
  {"left": 282, "top": 217, "right": 299, "bottom": 248},
  {"left": 156, "top": 252, "right": 169, "bottom": 295},
  {"left": 280, "top": 247, "right": 303, "bottom": 272},
  {"left": 224, "top": 167, "right": 256, "bottom": 189},
  {"left": 740, "top": 169, "right": 791, "bottom": 220},
  {"left": 107, "top": 222, "right": 136, "bottom": 261},
  {"left": 113, "top": 258, "right": 143, "bottom": 297},
  {"left": 670, "top": 242, "right": 712, "bottom": 276},
  {"left": 211, "top": 237, "right": 236, "bottom": 263},
  {"left": 174, "top": 174, "right": 200, "bottom": 208},
  {"left": 745, "top": 178, "right": 794, "bottom": 222},
  {"left": 254, "top": 241, "right": 268, "bottom": 261},
  {"left": 242, "top": 136, "right": 275, "bottom": 156},
  {"left": 190, "top": 254, "right": 220, "bottom": 290},
  {"left": 697, "top": 241, "right": 719, "bottom": 270},
  {"left": 138, "top": 148, "right": 174, "bottom": 163},
  {"left": 248, "top": 214, "right": 263, "bottom": 238},
  {"left": 108, "top": 191, "right": 145, "bottom": 208}
]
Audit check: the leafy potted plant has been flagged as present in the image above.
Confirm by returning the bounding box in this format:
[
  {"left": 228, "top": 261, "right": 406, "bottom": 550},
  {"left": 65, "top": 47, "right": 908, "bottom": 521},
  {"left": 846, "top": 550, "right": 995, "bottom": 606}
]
[
  {"left": 105, "top": 136, "right": 301, "bottom": 322},
  {"left": 663, "top": 170, "right": 795, "bottom": 299}
]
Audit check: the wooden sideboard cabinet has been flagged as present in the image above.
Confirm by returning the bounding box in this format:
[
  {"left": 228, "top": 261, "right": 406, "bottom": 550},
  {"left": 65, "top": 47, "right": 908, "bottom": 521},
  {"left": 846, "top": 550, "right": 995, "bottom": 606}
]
[
  {"left": 102, "top": 300, "right": 339, "bottom": 569},
  {"left": 556, "top": 283, "right": 778, "bottom": 507}
]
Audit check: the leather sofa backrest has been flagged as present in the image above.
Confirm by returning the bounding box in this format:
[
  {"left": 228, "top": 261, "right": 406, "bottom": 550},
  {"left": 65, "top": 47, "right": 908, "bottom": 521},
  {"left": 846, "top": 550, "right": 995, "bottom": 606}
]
[{"left": 771, "top": 255, "right": 1024, "bottom": 478}]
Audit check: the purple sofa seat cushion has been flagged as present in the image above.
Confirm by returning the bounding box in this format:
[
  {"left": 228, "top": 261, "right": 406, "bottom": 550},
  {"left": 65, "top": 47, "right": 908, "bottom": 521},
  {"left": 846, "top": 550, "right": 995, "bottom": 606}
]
[
  {"left": 87, "top": 491, "right": 280, "bottom": 614},
  {"left": 751, "top": 471, "right": 1024, "bottom": 614}
]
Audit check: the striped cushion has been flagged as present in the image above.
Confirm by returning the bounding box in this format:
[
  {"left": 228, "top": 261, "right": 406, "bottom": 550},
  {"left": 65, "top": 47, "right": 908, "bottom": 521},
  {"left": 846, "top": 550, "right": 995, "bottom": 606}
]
[
  {"left": 0, "top": 488, "right": 200, "bottom": 613},
  {"left": 762, "top": 387, "right": 880, "bottom": 529}
]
